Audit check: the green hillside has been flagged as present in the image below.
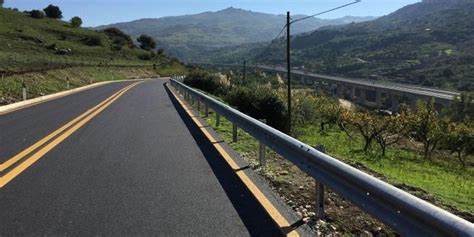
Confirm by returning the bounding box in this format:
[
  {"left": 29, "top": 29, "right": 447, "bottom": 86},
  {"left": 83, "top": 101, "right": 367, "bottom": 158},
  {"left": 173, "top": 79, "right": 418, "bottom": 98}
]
[
  {"left": 210, "top": 1, "right": 474, "bottom": 91},
  {"left": 0, "top": 7, "right": 186, "bottom": 104},
  {"left": 0, "top": 7, "right": 182, "bottom": 72},
  {"left": 96, "top": 7, "right": 375, "bottom": 61}
]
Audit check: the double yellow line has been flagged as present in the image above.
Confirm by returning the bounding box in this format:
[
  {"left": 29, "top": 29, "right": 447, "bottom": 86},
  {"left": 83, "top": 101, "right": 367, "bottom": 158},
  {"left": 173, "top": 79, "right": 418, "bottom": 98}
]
[{"left": 0, "top": 82, "right": 142, "bottom": 188}]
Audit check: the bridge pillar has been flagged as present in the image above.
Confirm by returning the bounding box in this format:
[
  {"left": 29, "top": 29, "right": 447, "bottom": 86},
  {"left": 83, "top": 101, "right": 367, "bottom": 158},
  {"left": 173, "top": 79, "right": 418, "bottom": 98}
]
[
  {"left": 351, "top": 87, "right": 356, "bottom": 100},
  {"left": 337, "top": 84, "right": 344, "bottom": 98},
  {"left": 391, "top": 96, "right": 399, "bottom": 112},
  {"left": 376, "top": 89, "right": 382, "bottom": 108},
  {"left": 359, "top": 89, "right": 367, "bottom": 103}
]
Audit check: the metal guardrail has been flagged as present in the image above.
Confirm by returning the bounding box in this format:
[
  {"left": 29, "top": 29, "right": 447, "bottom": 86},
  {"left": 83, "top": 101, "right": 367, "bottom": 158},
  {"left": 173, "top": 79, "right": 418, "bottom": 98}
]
[{"left": 169, "top": 79, "right": 474, "bottom": 237}]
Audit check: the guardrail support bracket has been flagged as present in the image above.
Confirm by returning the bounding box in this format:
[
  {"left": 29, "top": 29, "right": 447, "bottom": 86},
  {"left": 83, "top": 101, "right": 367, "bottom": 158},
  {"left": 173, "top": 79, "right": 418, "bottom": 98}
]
[
  {"left": 314, "top": 144, "right": 326, "bottom": 220},
  {"left": 258, "top": 119, "right": 267, "bottom": 169},
  {"left": 232, "top": 123, "right": 238, "bottom": 143}
]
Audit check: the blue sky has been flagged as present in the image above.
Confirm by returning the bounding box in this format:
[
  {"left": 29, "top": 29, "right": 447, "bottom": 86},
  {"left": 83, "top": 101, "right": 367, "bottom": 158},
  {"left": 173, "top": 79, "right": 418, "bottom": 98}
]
[{"left": 5, "top": 0, "right": 420, "bottom": 27}]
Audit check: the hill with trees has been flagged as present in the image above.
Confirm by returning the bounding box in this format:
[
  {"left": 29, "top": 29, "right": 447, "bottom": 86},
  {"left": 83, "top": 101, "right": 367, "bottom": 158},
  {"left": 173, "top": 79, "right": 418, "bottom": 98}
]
[
  {"left": 0, "top": 6, "right": 185, "bottom": 105},
  {"left": 96, "top": 7, "right": 375, "bottom": 61},
  {"left": 208, "top": 0, "right": 474, "bottom": 91}
]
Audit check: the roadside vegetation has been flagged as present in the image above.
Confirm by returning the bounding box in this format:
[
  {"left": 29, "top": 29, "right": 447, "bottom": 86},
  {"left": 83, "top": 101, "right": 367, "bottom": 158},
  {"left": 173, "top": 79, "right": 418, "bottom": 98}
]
[
  {"left": 0, "top": 6, "right": 187, "bottom": 104},
  {"left": 182, "top": 68, "right": 473, "bottom": 234}
]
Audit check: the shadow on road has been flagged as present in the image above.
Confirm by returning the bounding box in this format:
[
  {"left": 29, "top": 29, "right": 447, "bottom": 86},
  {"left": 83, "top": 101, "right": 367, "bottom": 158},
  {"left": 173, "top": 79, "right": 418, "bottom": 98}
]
[{"left": 165, "top": 84, "right": 284, "bottom": 236}]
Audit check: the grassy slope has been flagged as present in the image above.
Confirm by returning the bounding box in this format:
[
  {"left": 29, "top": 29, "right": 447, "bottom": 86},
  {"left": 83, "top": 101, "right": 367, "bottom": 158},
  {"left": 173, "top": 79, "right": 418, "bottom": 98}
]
[
  {"left": 0, "top": 8, "right": 187, "bottom": 104},
  {"left": 0, "top": 8, "right": 163, "bottom": 70}
]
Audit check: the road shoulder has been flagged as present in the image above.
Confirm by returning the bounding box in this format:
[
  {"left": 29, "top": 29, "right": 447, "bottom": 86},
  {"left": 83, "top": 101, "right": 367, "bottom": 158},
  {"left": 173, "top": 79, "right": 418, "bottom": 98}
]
[{"left": 165, "top": 82, "right": 314, "bottom": 237}]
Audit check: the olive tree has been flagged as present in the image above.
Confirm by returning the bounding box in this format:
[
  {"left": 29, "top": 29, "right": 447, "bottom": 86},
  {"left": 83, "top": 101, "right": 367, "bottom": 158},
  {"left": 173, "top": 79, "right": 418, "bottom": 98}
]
[{"left": 70, "top": 16, "right": 82, "bottom": 28}]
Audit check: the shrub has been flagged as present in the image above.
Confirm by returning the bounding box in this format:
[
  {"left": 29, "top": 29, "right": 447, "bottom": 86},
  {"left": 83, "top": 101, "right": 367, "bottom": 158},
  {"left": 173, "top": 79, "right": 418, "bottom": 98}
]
[
  {"left": 184, "top": 70, "right": 227, "bottom": 96},
  {"left": 70, "top": 16, "right": 82, "bottom": 28},
  {"left": 43, "top": 4, "right": 62, "bottom": 19},
  {"left": 30, "top": 10, "right": 45, "bottom": 19},
  {"left": 137, "top": 34, "right": 156, "bottom": 50},
  {"left": 225, "top": 86, "right": 288, "bottom": 132},
  {"left": 138, "top": 52, "right": 155, "bottom": 60},
  {"left": 291, "top": 91, "right": 319, "bottom": 125},
  {"left": 81, "top": 35, "right": 102, "bottom": 46},
  {"left": 111, "top": 44, "right": 123, "bottom": 51},
  {"left": 101, "top": 27, "right": 133, "bottom": 48},
  {"left": 314, "top": 96, "right": 345, "bottom": 131}
]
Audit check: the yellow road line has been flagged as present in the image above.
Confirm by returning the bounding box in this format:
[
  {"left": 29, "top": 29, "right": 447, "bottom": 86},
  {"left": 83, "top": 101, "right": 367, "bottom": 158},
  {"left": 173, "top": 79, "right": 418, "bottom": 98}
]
[
  {"left": 0, "top": 80, "right": 147, "bottom": 116},
  {"left": 0, "top": 82, "right": 142, "bottom": 188},
  {"left": 168, "top": 86, "right": 299, "bottom": 237},
  {"left": 0, "top": 83, "right": 135, "bottom": 172}
]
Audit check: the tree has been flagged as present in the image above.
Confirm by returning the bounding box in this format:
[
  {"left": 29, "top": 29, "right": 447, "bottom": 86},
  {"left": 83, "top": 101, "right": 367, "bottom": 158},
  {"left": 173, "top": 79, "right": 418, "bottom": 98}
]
[
  {"left": 315, "top": 96, "right": 345, "bottom": 132},
  {"left": 407, "top": 99, "right": 447, "bottom": 160},
  {"left": 444, "top": 93, "right": 474, "bottom": 122},
  {"left": 43, "top": 4, "right": 62, "bottom": 19},
  {"left": 0, "top": 0, "right": 4, "bottom": 8},
  {"left": 443, "top": 122, "right": 473, "bottom": 167},
  {"left": 70, "top": 16, "right": 82, "bottom": 28},
  {"left": 137, "top": 34, "right": 156, "bottom": 50},
  {"left": 344, "top": 112, "right": 378, "bottom": 152},
  {"left": 373, "top": 114, "right": 407, "bottom": 157},
  {"left": 30, "top": 10, "right": 45, "bottom": 19}
]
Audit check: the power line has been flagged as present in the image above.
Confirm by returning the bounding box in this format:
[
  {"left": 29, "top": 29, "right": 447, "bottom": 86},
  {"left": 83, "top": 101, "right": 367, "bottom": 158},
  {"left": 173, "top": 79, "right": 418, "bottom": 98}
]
[
  {"left": 272, "top": 23, "right": 288, "bottom": 43},
  {"left": 291, "top": 0, "right": 362, "bottom": 24},
  {"left": 245, "top": 23, "right": 288, "bottom": 64},
  {"left": 248, "top": 0, "right": 362, "bottom": 64},
  {"left": 285, "top": 1, "right": 362, "bottom": 134},
  {"left": 261, "top": 24, "right": 288, "bottom": 55}
]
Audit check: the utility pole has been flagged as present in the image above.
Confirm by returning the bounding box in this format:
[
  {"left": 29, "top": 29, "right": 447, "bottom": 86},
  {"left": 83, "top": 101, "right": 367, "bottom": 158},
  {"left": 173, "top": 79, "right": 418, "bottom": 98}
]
[{"left": 287, "top": 11, "right": 292, "bottom": 134}]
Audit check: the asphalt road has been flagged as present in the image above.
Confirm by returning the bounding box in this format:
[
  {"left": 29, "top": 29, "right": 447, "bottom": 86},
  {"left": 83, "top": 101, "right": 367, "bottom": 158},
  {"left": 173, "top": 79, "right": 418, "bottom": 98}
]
[{"left": 0, "top": 80, "right": 282, "bottom": 236}]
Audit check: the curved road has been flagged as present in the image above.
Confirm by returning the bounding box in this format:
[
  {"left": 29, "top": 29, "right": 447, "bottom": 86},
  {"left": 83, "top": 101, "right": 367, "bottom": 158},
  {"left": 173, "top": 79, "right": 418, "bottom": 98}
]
[{"left": 0, "top": 80, "right": 284, "bottom": 235}]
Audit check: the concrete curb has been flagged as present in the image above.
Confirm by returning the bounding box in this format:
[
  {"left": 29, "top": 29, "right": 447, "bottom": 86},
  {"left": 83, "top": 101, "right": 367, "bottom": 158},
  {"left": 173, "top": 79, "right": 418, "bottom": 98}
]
[{"left": 0, "top": 78, "right": 159, "bottom": 115}]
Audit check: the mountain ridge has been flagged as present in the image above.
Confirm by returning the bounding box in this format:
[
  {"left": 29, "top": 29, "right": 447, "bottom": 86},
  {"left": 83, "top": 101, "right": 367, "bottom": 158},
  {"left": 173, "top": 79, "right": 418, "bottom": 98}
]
[
  {"left": 95, "top": 7, "right": 375, "bottom": 61},
  {"left": 207, "top": 1, "right": 474, "bottom": 91}
]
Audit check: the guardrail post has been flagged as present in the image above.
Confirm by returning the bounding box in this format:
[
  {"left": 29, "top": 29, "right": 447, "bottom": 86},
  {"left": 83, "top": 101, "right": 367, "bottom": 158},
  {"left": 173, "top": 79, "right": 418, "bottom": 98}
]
[
  {"left": 258, "top": 119, "right": 267, "bottom": 169},
  {"left": 197, "top": 97, "right": 201, "bottom": 112},
  {"left": 204, "top": 102, "right": 209, "bottom": 117},
  {"left": 314, "top": 144, "right": 326, "bottom": 220},
  {"left": 22, "top": 82, "right": 27, "bottom": 101},
  {"left": 232, "top": 123, "right": 238, "bottom": 142},
  {"left": 232, "top": 107, "right": 238, "bottom": 142},
  {"left": 216, "top": 113, "right": 221, "bottom": 127}
]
